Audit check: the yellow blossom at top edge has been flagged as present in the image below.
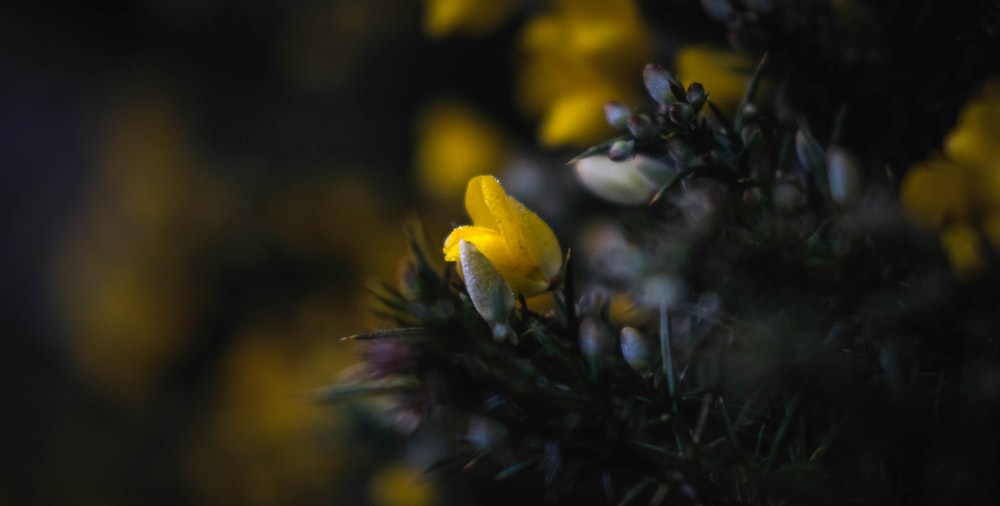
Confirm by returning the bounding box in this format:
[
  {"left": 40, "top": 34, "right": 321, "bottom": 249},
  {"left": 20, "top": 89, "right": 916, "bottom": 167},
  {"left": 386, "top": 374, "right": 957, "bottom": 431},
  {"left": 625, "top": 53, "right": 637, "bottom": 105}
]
[
  {"left": 443, "top": 176, "right": 562, "bottom": 296},
  {"left": 675, "top": 45, "right": 756, "bottom": 116},
  {"left": 422, "top": 0, "right": 517, "bottom": 38},
  {"left": 943, "top": 89, "right": 1000, "bottom": 173},
  {"left": 515, "top": 0, "right": 652, "bottom": 147}
]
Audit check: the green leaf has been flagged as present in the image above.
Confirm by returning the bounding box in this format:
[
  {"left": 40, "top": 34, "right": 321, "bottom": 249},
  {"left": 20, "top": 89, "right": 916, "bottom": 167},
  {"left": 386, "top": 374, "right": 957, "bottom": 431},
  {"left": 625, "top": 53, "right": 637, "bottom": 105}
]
[
  {"left": 341, "top": 327, "right": 428, "bottom": 341},
  {"left": 619, "top": 477, "right": 654, "bottom": 506},
  {"left": 494, "top": 456, "right": 542, "bottom": 481},
  {"left": 307, "top": 377, "right": 420, "bottom": 403},
  {"left": 567, "top": 138, "right": 621, "bottom": 165}
]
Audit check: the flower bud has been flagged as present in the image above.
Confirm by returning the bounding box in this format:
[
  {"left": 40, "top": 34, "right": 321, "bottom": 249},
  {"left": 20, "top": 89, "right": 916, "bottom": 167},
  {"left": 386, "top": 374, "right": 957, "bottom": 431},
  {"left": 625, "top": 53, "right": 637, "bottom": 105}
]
[
  {"left": 620, "top": 326, "right": 656, "bottom": 376},
  {"left": 795, "top": 128, "right": 825, "bottom": 173},
  {"left": 604, "top": 101, "right": 632, "bottom": 129},
  {"left": 643, "top": 63, "right": 680, "bottom": 105},
  {"left": 608, "top": 139, "right": 636, "bottom": 162},
  {"left": 826, "top": 146, "right": 863, "bottom": 207},
  {"left": 773, "top": 178, "right": 807, "bottom": 213},
  {"left": 626, "top": 114, "right": 656, "bottom": 139},
  {"left": 467, "top": 415, "right": 507, "bottom": 452},
  {"left": 686, "top": 82, "right": 707, "bottom": 110},
  {"left": 575, "top": 155, "right": 663, "bottom": 205},
  {"left": 459, "top": 240, "right": 515, "bottom": 342},
  {"left": 668, "top": 103, "right": 694, "bottom": 125},
  {"left": 700, "top": 0, "right": 734, "bottom": 22},
  {"left": 579, "top": 317, "right": 616, "bottom": 361}
]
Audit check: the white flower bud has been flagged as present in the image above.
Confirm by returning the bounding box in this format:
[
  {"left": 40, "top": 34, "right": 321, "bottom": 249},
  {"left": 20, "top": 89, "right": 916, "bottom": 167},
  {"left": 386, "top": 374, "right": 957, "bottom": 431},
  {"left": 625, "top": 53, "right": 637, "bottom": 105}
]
[
  {"left": 459, "top": 240, "right": 515, "bottom": 342},
  {"left": 826, "top": 146, "right": 863, "bottom": 207},
  {"left": 579, "top": 317, "right": 615, "bottom": 361},
  {"left": 575, "top": 155, "right": 670, "bottom": 205},
  {"left": 620, "top": 326, "right": 655, "bottom": 375}
]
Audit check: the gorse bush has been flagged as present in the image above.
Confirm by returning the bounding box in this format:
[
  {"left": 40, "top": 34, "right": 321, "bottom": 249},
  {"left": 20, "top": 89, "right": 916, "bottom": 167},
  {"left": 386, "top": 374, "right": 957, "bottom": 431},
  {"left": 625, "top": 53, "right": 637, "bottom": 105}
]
[{"left": 329, "top": 1, "right": 1000, "bottom": 504}]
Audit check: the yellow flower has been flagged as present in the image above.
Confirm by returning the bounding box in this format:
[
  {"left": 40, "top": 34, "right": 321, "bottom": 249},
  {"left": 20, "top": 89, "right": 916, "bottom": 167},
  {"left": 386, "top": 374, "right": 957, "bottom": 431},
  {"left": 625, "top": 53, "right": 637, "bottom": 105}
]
[
  {"left": 675, "top": 45, "right": 756, "bottom": 116},
  {"left": 900, "top": 80, "right": 1000, "bottom": 277},
  {"left": 943, "top": 81, "right": 1000, "bottom": 172},
  {"left": 516, "top": 0, "right": 652, "bottom": 147},
  {"left": 422, "top": 0, "right": 517, "bottom": 38},
  {"left": 369, "top": 461, "right": 439, "bottom": 506},
  {"left": 414, "top": 100, "right": 509, "bottom": 201},
  {"left": 443, "top": 175, "right": 563, "bottom": 296}
]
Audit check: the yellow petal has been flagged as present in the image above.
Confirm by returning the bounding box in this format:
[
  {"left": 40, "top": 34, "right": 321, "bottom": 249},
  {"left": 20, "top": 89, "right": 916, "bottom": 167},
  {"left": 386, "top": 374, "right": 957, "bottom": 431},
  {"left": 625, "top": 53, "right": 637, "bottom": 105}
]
[
  {"left": 465, "top": 175, "right": 503, "bottom": 231},
  {"left": 423, "top": 0, "right": 517, "bottom": 38},
  {"left": 676, "top": 45, "right": 755, "bottom": 116},
  {"left": 941, "top": 224, "right": 986, "bottom": 278},
  {"left": 443, "top": 225, "right": 524, "bottom": 288},
  {"left": 507, "top": 196, "right": 563, "bottom": 284},
  {"left": 899, "top": 157, "right": 969, "bottom": 230},
  {"left": 944, "top": 97, "right": 1000, "bottom": 172},
  {"left": 538, "top": 91, "right": 617, "bottom": 147}
]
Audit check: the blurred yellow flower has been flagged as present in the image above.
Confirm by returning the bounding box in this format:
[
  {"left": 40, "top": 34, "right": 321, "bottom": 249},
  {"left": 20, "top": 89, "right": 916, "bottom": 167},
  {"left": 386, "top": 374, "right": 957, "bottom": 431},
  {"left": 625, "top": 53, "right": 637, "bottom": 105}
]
[
  {"left": 517, "top": 0, "right": 653, "bottom": 147},
  {"left": 422, "top": 0, "right": 517, "bottom": 38},
  {"left": 675, "top": 45, "right": 755, "bottom": 116},
  {"left": 942, "top": 81, "right": 1000, "bottom": 171},
  {"left": 415, "top": 100, "right": 509, "bottom": 201},
  {"left": 900, "top": 81, "right": 1000, "bottom": 277},
  {"left": 185, "top": 328, "right": 348, "bottom": 506},
  {"left": 443, "top": 175, "right": 563, "bottom": 296},
  {"left": 369, "top": 461, "right": 438, "bottom": 506}
]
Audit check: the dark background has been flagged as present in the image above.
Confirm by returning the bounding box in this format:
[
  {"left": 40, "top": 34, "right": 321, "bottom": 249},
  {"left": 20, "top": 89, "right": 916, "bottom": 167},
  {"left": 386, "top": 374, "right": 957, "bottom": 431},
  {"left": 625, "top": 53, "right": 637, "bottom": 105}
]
[{"left": 0, "top": 1, "right": 529, "bottom": 504}]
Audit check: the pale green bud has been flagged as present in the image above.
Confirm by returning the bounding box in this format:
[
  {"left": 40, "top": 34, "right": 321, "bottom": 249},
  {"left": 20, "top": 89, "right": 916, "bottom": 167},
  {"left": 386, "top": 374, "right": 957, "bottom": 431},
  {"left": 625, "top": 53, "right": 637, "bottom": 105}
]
[
  {"left": 608, "top": 139, "right": 636, "bottom": 162},
  {"left": 459, "top": 240, "right": 515, "bottom": 342},
  {"left": 575, "top": 155, "right": 665, "bottom": 205}
]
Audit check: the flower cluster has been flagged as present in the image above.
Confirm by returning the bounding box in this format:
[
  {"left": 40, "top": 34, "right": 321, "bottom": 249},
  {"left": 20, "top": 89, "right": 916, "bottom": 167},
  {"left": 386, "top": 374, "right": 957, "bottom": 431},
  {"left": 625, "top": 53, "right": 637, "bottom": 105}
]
[
  {"left": 901, "top": 81, "right": 1000, "bottom": 276},
  {"left": 330, "top": 2, "right": 1000, "bottom": 505}
]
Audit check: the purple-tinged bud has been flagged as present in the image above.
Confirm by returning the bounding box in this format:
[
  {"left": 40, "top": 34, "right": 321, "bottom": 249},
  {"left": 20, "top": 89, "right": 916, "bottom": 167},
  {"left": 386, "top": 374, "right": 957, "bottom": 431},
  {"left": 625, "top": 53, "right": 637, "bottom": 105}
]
[
  {"left": 626, "top": 114, "right": 656, "bottom": 139},
  {"left": 608, "top": 139, "right": 636, "bottom": 162},
  {"left": 643, "top": 63, "right": 680, "bottom": 105},
  {"left": 686, "top": 82, "right": 707, "bottom": 109},
  {"left": 668, "top": 103, "right": 694, "bottom": 125},
  {"left": 604, "top": 101, "right": 632, "bottom": 129}
]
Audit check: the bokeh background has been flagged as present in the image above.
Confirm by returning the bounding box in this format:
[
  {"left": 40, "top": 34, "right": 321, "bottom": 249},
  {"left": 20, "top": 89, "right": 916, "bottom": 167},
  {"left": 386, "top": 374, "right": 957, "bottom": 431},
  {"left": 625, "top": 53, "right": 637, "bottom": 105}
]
[{"left": 0, "top": 1, "right": 726, "bottom": 504}]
